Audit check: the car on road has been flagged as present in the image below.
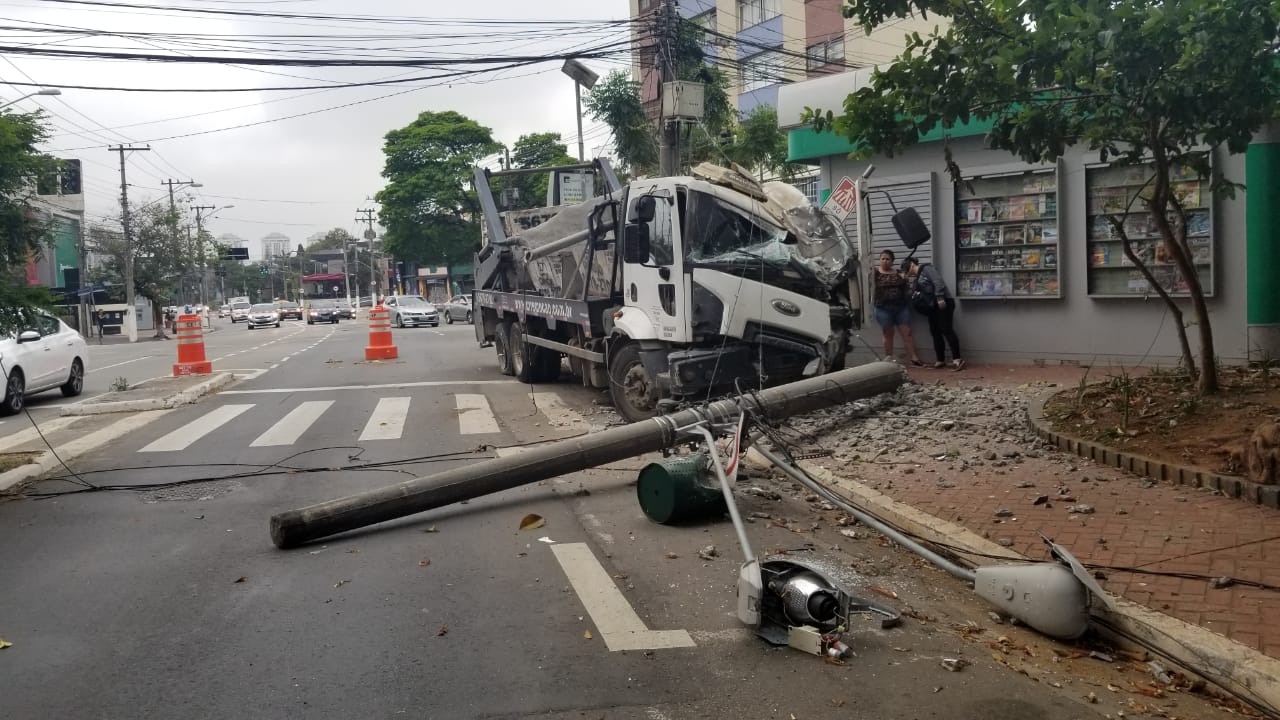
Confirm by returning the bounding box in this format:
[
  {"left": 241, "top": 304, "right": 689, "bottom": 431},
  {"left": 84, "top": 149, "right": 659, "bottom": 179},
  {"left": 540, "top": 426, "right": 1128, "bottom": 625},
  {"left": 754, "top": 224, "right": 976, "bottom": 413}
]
[
  {"left": 218, "top": 305, "right": 230, "bottom": 318},
  {"left": 337, "top": 301, "right": 355, "bottom": 319},
  {"left": 276, "top": 301, "right": 303, "bottom": 320},
  {"left": 442, "top": 295, "right": 472, "bottom": 324},
  {"left": 0, "top": 312, "right": 86, "bottom": 415},
  {"left": 383, "top": 295, "right": 439, "bottom": 327},
  {"left": 246, "top": 303, "right": 281, "bottom": 329},
  {"left": 306, "top": 300, "right": 340, "bottom": 325},
  {"left": 229, "top": 301, "right": 251, "bottom": 323}
]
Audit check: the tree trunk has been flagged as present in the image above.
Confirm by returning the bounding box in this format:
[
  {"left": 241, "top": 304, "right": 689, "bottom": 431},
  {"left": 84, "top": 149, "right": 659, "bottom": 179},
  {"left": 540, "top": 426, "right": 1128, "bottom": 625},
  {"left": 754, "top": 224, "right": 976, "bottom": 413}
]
[
  {"left": 151, "top": 301, "right": 166, "bottom": 339},
  {"left": 1149, "top": 146, "right": 1218, "bottom": 394},
  {"left": 1118, "top": 230, "right": 1196, "bottom": 376}
]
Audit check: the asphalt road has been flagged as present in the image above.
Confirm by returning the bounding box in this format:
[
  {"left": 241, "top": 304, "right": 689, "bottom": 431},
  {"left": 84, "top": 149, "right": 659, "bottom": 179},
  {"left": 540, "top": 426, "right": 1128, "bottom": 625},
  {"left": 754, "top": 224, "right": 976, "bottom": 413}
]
[{"left": 0, "top": 320, "right": 1130, "bottom": 719}]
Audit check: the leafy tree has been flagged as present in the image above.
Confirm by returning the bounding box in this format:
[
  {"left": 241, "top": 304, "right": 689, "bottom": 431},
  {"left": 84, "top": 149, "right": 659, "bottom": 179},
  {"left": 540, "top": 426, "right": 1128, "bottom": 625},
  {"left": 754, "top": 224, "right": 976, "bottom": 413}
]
[
  {"left": 0, "top": 110, "right": 57, "bottom": 333},
  {"left": 506, "top": 132, "right": 576, "bottom": 209},
  {"left": 375, "top": 110, "right": 501, "bottom": 267},
  {"left": 809, "top": 0, "right": 1280, "bottom": 395},
  {"left": 307, "top": 227, "right": 353, "bottom": 252},
  {"left": 583, "top": 70, "right": 659, "bottom": 174},
  {"left": 724, "top": 105, "right": 795, "bottom": 179},
  {"left": 89, "top": 204, "right": 187, "bottom": 338}
]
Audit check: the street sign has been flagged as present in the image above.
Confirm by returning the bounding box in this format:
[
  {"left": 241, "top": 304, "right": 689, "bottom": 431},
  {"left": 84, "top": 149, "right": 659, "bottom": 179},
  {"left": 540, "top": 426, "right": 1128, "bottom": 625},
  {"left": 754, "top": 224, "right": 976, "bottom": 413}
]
[
  {"left": 222, "top": 247, "right": 249, "bottom": 260},
  {"left": 363, "top": 229, "right": 376, "bottom": 240},
  {"left": 333, "top": 285, "right": 340, "bottom": 292},
  {"left": 823, "top": 176, "right": 858, "bottom": 221}
]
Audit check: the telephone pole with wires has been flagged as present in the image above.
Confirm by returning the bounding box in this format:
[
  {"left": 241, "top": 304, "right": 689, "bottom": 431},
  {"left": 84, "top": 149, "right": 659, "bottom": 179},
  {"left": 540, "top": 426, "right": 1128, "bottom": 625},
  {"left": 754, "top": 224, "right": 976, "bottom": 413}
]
[
  {"left": 355, "top": 208, "right": 377, "bottom": 300},
  {"left": 109, "top": 144, "right": 149, "bottom": 343},
  {"left": 656, "top": 0, "right": 680, "bottom": 176}
]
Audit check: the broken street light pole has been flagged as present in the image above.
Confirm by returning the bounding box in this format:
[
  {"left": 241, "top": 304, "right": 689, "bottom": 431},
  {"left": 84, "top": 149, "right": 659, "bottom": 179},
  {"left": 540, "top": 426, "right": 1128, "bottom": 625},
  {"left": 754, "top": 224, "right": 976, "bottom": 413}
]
[{"left": 269, "top": 362, "right": 907, "bottom": 548}]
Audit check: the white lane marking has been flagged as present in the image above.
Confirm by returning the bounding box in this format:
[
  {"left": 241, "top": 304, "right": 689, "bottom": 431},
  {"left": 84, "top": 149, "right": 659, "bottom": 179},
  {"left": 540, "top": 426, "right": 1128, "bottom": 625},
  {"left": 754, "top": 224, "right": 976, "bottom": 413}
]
[
  {"left": 62, "top": 410, "right": 174, "bottom": 457},
  {"left": 528, "top": 391, "right": 590, "bottom": 433},
  {"left": 550, "top": 543, "right": 695, "bottom": 652},
  {"left": 140, "top": 404, "right": 254, "bottom": 452},
  {"left": 268, "top": 364, "right": 279, "bottom": 370},
  {"left": 455, "top": 394, "right": 499, "bottom": 435},
  {"left": 358, "top": 397, "right": 410, "bottom": 441},
  {"left": 0, "top": 416, "right": 80, "bottom": 452},
  {"left": 87, "top": 356, "right": 153, "bottom": 374},
  {"left": 222, "top": 379, "right": 510, "bottom": 395},
  {"left": 250, "top": 400, "right": 333, "bottom": 447}
]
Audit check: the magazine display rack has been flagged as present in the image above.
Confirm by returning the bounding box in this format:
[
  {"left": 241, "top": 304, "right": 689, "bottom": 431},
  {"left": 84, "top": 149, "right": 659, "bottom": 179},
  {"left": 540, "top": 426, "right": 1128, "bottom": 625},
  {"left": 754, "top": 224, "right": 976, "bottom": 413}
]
[
  {"left": 954, "top": 168, "right": 1061, "bottom": 298},
  {"left": 1085, "top": 162, "right": 1213, "bottom": 297}
]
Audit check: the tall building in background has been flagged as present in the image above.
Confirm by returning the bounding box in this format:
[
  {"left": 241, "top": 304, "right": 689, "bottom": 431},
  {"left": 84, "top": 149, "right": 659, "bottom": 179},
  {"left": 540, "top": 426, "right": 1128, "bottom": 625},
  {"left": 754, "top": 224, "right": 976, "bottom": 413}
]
[{"left": 260, "top": 232, "right": 291, "bottom": 261}]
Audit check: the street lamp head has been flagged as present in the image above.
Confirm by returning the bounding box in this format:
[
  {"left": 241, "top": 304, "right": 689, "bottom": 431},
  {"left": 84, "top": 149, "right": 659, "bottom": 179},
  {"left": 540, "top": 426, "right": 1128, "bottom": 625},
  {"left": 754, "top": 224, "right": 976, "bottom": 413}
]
[{"left": 36, "top": 88, "right": 61, "bottom": 97}]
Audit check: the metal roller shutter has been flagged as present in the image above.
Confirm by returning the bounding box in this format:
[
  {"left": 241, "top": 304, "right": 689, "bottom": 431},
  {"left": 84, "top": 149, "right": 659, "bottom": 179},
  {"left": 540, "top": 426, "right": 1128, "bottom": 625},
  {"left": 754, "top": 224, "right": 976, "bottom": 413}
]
[{"left": 841, "top": 173, "right": 935, "bottom": 266}]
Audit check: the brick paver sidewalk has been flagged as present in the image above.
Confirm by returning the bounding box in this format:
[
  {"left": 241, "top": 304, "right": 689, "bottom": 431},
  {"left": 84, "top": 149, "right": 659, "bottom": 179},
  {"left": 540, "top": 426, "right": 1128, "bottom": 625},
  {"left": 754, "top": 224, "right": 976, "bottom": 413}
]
[{"left": 825, "top": 362, "right": 1280, "bottom": 659}]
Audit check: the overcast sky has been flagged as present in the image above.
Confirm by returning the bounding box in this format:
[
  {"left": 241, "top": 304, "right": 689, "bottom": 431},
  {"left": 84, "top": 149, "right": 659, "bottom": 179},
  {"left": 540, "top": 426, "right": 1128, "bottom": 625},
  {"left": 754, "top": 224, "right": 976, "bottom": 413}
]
[{"left": 2, "top": 0, "right": 632, "bottom": 259}]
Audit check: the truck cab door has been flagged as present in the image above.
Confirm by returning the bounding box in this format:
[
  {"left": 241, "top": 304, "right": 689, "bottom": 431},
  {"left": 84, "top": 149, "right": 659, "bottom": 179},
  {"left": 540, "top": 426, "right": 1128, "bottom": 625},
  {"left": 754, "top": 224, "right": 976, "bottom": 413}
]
[{"left": 621, "top": 182, "right": 689, "bottom": 343}]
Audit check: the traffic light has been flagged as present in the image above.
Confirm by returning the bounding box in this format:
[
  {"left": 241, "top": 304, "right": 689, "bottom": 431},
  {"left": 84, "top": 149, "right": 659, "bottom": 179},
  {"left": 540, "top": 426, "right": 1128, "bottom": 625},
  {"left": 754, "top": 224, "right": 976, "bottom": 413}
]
[{"left": 259, "top": 264, "right": 269, "bottom": 275}]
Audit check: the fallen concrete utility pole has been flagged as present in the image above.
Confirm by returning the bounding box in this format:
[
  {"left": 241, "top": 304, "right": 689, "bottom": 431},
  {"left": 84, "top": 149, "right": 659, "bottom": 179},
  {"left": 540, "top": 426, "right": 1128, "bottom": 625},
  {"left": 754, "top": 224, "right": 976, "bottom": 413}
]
[{"left": 269, "top": 361, "right": 906, "bottom": 548}]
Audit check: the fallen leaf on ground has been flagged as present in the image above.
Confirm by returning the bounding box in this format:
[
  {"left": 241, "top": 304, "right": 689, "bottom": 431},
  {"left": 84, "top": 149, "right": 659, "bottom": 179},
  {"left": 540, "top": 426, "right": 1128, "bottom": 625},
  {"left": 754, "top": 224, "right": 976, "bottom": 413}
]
[
  {"left": 830, "top": 699, "right": 845, "bottom": 707},
  {"left": 665, "top": 552, "right": 679, "bottom": 559},
  {"left": 583, "top": 630, "right": 593, "bottom": 640},
  {"left": 867, "top": 585, "right": 898, "bottom": 600},
  {"left": 233, "top": 576, "right": 246, "bottom": 583},
  {"left": 0, "top": 639, "right": 11, "bottom": 649},
  {"left": 334, "top": 579, "right": 350, "bottom": 588},
  {"left": 436, "top": 625, "right": 448, "bottom": 636},
  {"left": 519, "top": 513, "right": 546, "bottom": 531},
  {"left": 423, "top": 526, "right": 438, "bottom": 533},
  {"left": 824, "top": 656, "right": 846, "bottom": 666},
  {"left": 418, "top": 559, "right": 431, "bottom": 567}
]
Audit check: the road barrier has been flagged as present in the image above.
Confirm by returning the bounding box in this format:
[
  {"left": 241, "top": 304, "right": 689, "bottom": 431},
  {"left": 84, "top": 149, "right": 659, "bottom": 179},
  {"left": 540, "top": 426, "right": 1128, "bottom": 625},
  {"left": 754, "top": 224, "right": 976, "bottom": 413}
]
[
  {"left": 172, "top": 313, "right": 213, "bottom": 376},
  {"left": 365, "top": 304, "right": 398, "bottom": 360}
]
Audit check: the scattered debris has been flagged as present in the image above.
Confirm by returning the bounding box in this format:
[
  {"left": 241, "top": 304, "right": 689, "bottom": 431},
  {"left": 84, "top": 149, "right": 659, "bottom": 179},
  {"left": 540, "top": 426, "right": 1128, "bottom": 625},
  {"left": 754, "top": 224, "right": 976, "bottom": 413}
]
[
  {"left": 423, "top": 526, "right": 439, "bottom": 533},
  {"left": 940, "top": 658, "right": 969, "bottom": 672},
  {"left": 750, "top": 511, "right": 773, "bottom": 520},
  {"left": 839, "top": 528, "right": 861, "bottom": 540},
  {"left": 665, "top": 552, "right": 679, "bottom": 559},
  {"left": 233, "top": 576, "right": 247, "bottom": 584},
  {"left": 334, "top": 579, "right": 350, "bottom": 588},
  {"left": 1209, "top": 576, "right": 1235, "bottom": 589},
  {"left": 987, "top": 611, "right": 1004, "bottom": 625},
  {"left": 993, "top": 508, "right": 1014, "bottom": 518},
  {"left": 1089, "top": 651, "right": 1115, "bottom": 663},
  {"left": 519, "top": 513, "right": 546, "bottom": 531},
  {"left": 745, "top": 486, "right": 783, "bottom": 500},
  {"left": 193, "top": 515, "right": 204, "bottom": 520},
  {"left": 1086, "top": 692, "right": 1098, "bottom": 704},
  {"left": 418, "top": 559, "right": 431, "bottom": 567},
  {"left": 0, "top": 639, "right": 11, "bottom": 649},
  {"left": 697, "top": 545, "right": 719, "bottom": 561},
  {"left": 1066, "top": 504, "right": 1095, "bottom": 514},
  {"left": 1032, "top": 495, "right": 1049, "bottom": 506},
  {"left": 537, "top": 536, "right": 556, "bottom": 544},
  {"left": 1147, "top": 661, "right": 1173, "bottom": 685},
  {"left": 583, "top": 630, "right": 593, "bottom": 640},
  {"left": 996, "top": 538, "right": 1015, "bottom": 547},
  {"left": 867, "top": 585, "right": 898, "bottom": 600},
  {"left": 436, "top": 625, "right": 448, "bottom": 636}
]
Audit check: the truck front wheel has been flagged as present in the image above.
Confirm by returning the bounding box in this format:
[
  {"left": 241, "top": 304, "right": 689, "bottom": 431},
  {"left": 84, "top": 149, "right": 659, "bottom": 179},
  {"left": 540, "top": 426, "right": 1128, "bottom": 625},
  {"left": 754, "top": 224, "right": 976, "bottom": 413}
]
[{"left": 609, "top": 342, "right": 660, "bottom": 423}]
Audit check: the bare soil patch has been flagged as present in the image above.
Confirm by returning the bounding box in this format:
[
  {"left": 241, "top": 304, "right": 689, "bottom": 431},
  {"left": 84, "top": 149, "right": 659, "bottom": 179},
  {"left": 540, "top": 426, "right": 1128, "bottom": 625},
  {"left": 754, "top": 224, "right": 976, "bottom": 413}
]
[{"left": 1043, "top": 366, "right": 1280, "bottom": 476}]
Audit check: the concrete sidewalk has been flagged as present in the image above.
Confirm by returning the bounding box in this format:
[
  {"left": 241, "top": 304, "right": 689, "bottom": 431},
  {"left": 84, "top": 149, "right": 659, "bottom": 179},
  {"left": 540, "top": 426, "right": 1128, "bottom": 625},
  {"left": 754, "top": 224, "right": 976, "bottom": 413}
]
[{"left": 800, "top": 361, "right": 1280, "bottom": 711}]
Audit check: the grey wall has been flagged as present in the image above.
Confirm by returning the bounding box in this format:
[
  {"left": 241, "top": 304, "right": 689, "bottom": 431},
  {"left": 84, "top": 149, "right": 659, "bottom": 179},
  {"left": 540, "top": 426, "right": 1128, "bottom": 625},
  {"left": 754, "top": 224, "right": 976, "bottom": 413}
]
[{"left": 824, "top": 137, "right": 1249, "bottom": 368}]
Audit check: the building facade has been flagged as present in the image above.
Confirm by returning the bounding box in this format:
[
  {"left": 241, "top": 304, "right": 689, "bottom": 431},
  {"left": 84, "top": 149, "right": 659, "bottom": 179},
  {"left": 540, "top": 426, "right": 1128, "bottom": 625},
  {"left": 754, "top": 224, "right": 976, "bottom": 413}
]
[
  {"left": 260, "top": 232, "right": 291, "bottom": 261},
  {"left": 777, "top": 71, "right": 1280, "bottom": 366}
]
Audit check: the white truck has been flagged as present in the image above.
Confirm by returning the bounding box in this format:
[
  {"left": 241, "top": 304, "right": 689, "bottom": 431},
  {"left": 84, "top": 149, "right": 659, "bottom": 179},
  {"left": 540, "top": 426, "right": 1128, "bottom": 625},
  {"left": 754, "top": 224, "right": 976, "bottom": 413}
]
[{"left": 471, "top": 159, "right": 882, "bottom": 422}]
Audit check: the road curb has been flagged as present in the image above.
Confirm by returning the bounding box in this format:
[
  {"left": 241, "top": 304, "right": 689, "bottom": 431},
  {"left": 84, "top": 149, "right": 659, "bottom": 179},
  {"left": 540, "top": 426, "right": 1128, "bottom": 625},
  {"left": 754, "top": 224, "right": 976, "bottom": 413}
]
[
  {"left": 796, "top": 459, "right": 1280, "bottom": 714},
  {"left": 59, "top": 372, "right": 235, "bottom": 416},
  {"left": 1024, "top": 394, "right": 1271, "bottom": 508},
  {"left": 0, "top": 410, "right": 173, "bottom": 493}
]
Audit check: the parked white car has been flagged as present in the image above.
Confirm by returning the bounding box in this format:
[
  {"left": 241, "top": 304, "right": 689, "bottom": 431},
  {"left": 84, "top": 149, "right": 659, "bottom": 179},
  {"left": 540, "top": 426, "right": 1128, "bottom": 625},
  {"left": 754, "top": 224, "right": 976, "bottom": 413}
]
[
  {"left": 0, "top": 312, "right": 87, "bottom": 414},
  {"left": 383, "top": 295, "right": 440, "bottom": 328}
]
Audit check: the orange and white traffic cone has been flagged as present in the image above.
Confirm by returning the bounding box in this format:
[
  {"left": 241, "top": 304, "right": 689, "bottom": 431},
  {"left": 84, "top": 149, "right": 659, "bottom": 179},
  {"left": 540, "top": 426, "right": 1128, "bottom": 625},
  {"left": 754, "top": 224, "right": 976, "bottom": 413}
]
[
  {"left": 365, "top": 304, "right": 398, "bottom": 360},
  {"left": 173, "top": 313, "right": 213, "bottom": 376}
]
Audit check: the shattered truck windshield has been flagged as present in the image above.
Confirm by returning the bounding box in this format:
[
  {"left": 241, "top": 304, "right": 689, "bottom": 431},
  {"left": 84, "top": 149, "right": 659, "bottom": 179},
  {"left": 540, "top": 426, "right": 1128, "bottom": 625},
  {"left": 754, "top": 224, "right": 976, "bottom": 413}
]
[{"left": 683, "top": 189, "right": 853, "bottom": 288}]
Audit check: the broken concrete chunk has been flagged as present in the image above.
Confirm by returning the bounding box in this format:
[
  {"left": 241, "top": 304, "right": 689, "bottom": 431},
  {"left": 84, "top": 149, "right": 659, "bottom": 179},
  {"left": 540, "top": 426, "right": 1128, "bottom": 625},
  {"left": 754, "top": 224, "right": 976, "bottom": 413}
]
[
  {"left": 993, "top": 508, "right": 1014, "bottom": 518},
  {"left": 697, "top": 545, "right": 719, "bottom": 561},
  {"left": 1066, "top": 504, "right": 1095, "bottom": 514}
]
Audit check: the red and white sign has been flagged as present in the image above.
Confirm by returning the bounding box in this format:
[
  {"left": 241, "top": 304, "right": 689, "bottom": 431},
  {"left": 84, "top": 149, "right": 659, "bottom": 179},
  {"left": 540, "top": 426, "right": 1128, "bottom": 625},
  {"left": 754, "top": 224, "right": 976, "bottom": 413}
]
[{"left": 823, "top": 176, "right": 858, "bottom": 221}]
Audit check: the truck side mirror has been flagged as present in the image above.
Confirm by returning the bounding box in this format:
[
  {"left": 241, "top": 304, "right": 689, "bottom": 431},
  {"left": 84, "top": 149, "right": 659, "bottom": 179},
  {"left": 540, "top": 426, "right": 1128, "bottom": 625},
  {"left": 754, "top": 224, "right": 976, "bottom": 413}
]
[
  {"left": 624, "top": 223, "right": 650, "bottom": 264},
  {"left": 636, "top": 195, "right": 656, "bottom": 223},
  {"left": 892, "top": 207, "right": 931, "bottom": 249}
]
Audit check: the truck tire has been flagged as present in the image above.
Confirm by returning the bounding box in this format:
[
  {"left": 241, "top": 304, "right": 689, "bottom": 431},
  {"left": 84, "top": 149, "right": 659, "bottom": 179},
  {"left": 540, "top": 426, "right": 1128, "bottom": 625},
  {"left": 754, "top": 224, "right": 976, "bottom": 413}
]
[
  {"left": 495, "top": 321, "right": 515, "bottom": 376},
  {"left": 609, "top": 342, "right": 660, "bottom": 423},
  {"left": 510, "top": 322, "right": 536, "bottom": 384}
]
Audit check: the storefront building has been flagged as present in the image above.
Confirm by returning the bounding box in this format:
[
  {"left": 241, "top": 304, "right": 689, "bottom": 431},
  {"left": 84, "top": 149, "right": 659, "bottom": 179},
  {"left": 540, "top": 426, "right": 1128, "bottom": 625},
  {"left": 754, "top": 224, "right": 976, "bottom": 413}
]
[{"left": 779, "top": 70, "right": 1280, "bottom": 367}]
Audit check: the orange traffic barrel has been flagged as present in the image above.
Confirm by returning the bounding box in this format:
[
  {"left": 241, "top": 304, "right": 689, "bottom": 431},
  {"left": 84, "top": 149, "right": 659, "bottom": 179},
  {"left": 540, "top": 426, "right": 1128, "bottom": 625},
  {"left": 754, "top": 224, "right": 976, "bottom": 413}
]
[
  {"left": 173, "top": 313, "right": 213, "bottom": 376},
  {"left": 365, "top": 304, "right": 398, "bottom": 360}
]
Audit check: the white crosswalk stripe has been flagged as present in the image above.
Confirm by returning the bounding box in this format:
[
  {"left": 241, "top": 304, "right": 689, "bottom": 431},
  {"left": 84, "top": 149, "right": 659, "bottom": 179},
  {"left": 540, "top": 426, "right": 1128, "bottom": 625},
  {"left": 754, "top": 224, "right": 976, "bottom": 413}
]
[
  {"left": 250, "top": 400, "right": 333, "bottom": 447},
  {"left": 358, "top": 396, "right": 411, "bottom": 441},
  {"left": 140, "top": 404, "right": 254, "bottom": 452},
  {"left": 455, "top": 393, "right": 500, "bottom": 435}
]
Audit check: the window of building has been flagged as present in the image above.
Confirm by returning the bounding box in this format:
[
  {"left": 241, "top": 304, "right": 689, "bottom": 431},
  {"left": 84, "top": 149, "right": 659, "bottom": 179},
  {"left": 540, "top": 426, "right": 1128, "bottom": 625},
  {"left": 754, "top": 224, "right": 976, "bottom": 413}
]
[
  {"left": 740, "top": 48, "right": 784, "bottom": 93},
  {"left": 690, "top": 9, "right": 716, "bottom": 30},
  {"left": 1084, "top": 160, "right": 1213, "bottom": 297},
  {"left": 954, "top": 168, "right": 1061, "bottom": 298},
  {"left": 738, "top": 0, "right": 781, "bottom": 30},
  {"left": 806, "top": 36, "right": 845, "bottom": 70}
]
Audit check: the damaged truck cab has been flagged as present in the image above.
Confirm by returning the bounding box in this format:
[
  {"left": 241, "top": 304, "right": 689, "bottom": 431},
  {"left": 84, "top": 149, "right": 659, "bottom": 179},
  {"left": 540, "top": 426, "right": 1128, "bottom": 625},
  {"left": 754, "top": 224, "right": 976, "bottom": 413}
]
[{"left": 472, "top": 160, "right": 860, "bottom": 422}]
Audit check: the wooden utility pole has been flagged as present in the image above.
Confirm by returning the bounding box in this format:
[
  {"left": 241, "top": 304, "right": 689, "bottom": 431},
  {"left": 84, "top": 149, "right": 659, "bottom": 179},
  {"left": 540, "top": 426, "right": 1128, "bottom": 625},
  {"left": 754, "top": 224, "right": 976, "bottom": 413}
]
[
  {"left": 355, "top": 208, "right": 377, "bottom": 299},
  {"left": 109, "top": 145, "right": 149, "bottom": 342}
]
